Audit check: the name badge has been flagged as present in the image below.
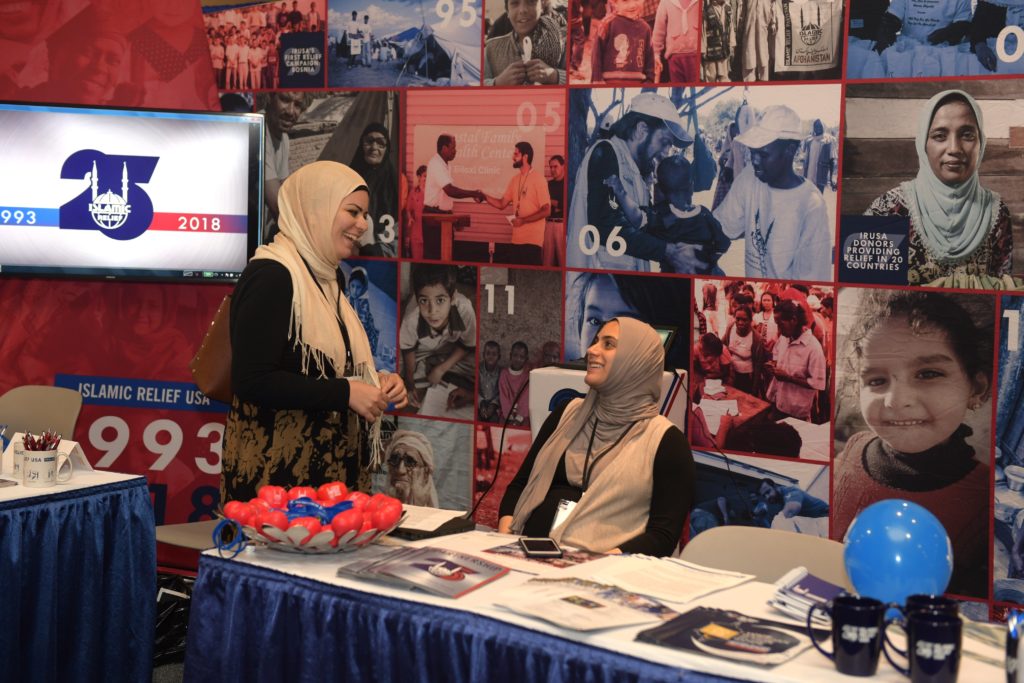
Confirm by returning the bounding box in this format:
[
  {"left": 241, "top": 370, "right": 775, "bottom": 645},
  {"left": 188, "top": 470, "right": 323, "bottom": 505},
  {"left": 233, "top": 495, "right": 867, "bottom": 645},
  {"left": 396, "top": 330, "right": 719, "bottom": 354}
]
[{"left": 550, "top": 498, "right": 577, "bottom": 534}]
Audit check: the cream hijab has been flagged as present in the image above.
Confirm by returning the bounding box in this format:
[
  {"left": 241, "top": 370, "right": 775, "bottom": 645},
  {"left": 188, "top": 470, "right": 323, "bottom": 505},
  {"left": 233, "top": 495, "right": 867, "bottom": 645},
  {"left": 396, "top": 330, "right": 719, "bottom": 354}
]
[
  {"left": 251, "top": 162, "right": 382, "bottom": 454},
  {"left": 902, "top": 89, "right": 999, "bottom": 262},
  {"left": 510, "top": 317, "right": 663, "bottom": 532}
]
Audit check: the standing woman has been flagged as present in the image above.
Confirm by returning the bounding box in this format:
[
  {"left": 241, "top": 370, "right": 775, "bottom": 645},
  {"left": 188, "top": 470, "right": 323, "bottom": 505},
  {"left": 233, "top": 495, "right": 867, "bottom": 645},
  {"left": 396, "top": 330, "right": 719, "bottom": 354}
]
[
  {"left": 484, "top": 0, "right": 566, "bottom": 86},
  {"left": 349, "top": 123, "right": 398, "bottom": 257},
  {"left": 865, "top": 89, "right": 1014, "bottom": 289},
  {"left": 497, "top": 317, "right": 695, "bottom": 556},
  {"left": 221, "top": 161, "right": 408, "bottom": 503}
]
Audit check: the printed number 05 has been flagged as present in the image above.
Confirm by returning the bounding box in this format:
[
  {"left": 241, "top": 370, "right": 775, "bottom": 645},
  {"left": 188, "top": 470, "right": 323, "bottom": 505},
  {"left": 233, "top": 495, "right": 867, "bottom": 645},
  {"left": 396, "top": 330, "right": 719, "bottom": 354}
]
[{"left": 436, "top": 0, "right": 476, "bottom": 27}]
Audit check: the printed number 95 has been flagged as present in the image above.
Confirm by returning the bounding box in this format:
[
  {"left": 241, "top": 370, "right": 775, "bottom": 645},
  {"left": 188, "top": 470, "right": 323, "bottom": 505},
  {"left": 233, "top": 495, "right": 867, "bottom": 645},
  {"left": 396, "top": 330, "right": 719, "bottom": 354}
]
[{"left": 436, "top": 0, "right": 476, "bottom": 27}]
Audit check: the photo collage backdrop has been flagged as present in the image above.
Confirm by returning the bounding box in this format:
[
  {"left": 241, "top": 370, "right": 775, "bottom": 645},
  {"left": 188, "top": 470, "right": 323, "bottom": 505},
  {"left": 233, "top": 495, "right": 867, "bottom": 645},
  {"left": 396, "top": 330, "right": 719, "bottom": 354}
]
[{"left": 199, "top": 0, "right": 1024, "bottom": 617}]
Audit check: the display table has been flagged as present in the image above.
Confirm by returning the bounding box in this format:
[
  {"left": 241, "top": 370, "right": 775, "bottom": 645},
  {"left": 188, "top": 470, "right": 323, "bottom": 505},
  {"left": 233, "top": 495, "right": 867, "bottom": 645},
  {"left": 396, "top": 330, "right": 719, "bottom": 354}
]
[
  {"left": 183, "top": 531, "right": 1001, "bottom": 683},
  {"left": 0, "top": 471, "right": 156, "bottom": 683}
]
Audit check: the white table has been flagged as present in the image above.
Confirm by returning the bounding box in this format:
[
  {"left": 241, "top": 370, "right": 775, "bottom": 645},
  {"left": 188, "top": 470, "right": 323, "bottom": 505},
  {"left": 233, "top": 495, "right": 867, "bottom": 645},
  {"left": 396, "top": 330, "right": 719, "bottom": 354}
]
[{"left": 183, "top": 530, "right": 1002, "bottom": 683}]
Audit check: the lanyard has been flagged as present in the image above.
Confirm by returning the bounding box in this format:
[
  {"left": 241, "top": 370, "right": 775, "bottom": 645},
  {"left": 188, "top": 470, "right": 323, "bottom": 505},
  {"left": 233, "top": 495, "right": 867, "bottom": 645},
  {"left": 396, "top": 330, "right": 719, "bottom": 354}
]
[
  {"left": 581, "top": 418, "right": 639, "bottom": 492},
  {"left": 301, "top": 259, "right": 353, "bottom": 367}
]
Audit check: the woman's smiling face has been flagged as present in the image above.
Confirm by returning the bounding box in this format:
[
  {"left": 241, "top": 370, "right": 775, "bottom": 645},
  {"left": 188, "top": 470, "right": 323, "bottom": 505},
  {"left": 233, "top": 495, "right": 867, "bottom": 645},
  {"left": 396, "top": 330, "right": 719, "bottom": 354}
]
[{"left": 331, "top": 190, "right": 369, "bottom": 260}]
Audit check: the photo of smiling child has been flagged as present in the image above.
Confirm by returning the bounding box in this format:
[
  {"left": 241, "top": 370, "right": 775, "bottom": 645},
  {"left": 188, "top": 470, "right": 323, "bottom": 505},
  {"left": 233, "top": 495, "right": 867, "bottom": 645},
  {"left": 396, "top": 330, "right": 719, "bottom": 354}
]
[
  {"left": 831, "top": 287, "right": 994, "bottom": 599},
  {"left": 399, "top": 263, "right": 477, "bottom": 419}
]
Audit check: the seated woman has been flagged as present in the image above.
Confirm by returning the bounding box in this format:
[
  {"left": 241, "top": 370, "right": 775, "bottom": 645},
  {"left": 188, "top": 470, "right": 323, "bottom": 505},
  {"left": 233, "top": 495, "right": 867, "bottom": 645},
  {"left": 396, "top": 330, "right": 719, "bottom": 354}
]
[
  {"left": 865, "top": 89, "right": 1015, "bottom": 289},
  {"left": 496, "top": 317, "right": 695, "bottom": 556},
  {"left": 484, "top": 0, "right": 566, "bottom": 86},
  {"left": 221, "top": 161, "right": 407, "bottom": 503}
]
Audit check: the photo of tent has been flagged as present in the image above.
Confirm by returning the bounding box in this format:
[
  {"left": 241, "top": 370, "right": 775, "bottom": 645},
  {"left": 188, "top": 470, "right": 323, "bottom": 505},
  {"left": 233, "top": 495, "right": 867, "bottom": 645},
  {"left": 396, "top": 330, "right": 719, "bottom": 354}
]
[{"left": 328, "top": 0, "right": 481, "bottom": 87}]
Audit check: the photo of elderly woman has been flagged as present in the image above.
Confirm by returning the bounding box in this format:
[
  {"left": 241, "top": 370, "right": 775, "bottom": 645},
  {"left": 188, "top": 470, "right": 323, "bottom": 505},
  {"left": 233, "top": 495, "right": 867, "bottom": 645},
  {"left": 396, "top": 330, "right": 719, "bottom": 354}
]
[
  {"left": 374, "top": 416, "right": 472, "bottom": 510},
  {"left": 347, "top": 123, "right": 398, "bottom": 256},
  {"left": 840, "top": 82, "right": 1023, "bottom": 290},
  {"left": 484, "top": 0, "right": 566, "bottom": 85},
  {"left": 832, "top": 287, "right": 994, "bottom": 599}
]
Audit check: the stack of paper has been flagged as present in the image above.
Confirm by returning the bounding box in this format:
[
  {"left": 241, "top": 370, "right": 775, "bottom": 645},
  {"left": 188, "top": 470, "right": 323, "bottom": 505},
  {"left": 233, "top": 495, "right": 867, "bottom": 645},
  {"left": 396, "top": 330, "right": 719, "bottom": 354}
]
[{"left": 767, "top": 566, "right": 844, "bottom": 626}]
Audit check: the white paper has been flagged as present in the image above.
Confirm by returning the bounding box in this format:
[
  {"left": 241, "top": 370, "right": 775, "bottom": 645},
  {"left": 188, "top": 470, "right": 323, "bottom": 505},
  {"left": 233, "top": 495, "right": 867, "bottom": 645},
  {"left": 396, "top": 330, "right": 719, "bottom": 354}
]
[
  {"left": 703, "top": 379, "right": 725, "bottom": 396},
  {"left": 698, "top": 400, "right": 738, "bottom": 435},
  {"left": 588, "top": 556, "right": 753, "bottom": 605},
  {"left": 398, "top": 504, "right": 470, "bottom": 532},
  {"left": 419, "top": 384, "right": 474, "bottom": 420},
  {"left": 496, "top": 579, "right": 668, "bottom": 631}
]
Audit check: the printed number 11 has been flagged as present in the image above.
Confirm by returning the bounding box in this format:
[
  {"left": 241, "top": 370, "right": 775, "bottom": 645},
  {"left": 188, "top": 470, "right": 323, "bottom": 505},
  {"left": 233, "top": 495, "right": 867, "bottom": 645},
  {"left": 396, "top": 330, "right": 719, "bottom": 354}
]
[
  {"left": 1006, "top": 309, "right": 1020, "bottom": 352},
  {"left": 484, "top": 284, "right": 515, "bottom": 315}
]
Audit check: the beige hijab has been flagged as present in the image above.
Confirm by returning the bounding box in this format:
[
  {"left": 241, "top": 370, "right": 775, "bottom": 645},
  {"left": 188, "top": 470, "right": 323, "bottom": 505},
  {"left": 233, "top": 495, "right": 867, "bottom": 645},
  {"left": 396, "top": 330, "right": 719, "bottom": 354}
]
[
  {"left": 251, "top": 162, "right": 382, "bottom": 455},
  {"left": 510, "top": 317, "right": 664, "bottom": 532}
]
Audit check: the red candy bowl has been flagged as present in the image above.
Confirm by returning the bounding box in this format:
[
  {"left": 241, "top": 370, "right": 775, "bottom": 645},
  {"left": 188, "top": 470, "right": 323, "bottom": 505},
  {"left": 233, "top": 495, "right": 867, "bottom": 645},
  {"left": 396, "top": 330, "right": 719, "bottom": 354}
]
[{"left": 222, "top": 484, "right": 406, "bottom": 554}]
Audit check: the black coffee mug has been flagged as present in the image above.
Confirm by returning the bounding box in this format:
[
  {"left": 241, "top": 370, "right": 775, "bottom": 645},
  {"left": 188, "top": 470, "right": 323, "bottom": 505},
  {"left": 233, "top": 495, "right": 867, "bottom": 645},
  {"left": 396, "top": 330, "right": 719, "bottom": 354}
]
[
  {"left": 883, "top": 610, "right": 962, "bottom": 683},
  {"left": 886, "top": 595, "right": 960, "bottom": 656},
  {"left": 806, "top": 594, "right": 888, "bottom": 677}
]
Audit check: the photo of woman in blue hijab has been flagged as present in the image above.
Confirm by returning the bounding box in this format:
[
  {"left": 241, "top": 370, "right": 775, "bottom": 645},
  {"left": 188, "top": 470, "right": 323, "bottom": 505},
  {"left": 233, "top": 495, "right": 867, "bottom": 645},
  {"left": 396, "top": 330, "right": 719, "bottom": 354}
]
[{"left": 864, "top": 88, "right": 1016, "bottom": 289}]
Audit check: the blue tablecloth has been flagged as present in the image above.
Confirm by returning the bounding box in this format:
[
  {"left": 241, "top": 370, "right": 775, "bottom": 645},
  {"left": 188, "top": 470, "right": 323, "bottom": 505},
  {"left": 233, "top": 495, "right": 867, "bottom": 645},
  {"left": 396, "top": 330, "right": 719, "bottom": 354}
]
[
  {"left": 184, "top": 555, "right": 744, "bottom": 683},
  {"left": 0, "top": 477, "right": 156, "bottom": 683}
]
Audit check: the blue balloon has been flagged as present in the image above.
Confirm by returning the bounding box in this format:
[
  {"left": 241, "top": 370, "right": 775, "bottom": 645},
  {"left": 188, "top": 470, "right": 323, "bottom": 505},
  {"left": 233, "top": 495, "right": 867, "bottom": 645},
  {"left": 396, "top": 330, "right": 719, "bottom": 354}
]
[{"left": 843, "top": 499, "right": 953, "bottom": 605}]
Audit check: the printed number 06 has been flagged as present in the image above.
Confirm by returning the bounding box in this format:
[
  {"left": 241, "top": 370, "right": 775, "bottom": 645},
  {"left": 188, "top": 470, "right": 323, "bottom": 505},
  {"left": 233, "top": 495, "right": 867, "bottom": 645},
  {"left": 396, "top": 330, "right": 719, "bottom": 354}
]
[
  {"left": 436, "top": 0, "right": 476, "bottom": 27},
  {"left": 579, "top": 225, "right": 627, "bottom": 257}
]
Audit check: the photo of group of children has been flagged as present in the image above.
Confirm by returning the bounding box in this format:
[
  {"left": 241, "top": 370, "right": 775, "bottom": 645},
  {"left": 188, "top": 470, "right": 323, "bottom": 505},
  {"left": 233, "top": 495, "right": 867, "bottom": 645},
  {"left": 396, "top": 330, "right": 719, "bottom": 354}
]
[
  {"left": 193, "top": 0, "right": 1024, "bottom": 616},
  {"left": 203, "top": 0, "right": 325, "bottom": 90},
  {"left": 477, "top": 268, "right": 564, "bottom": 427},
  {"left": 690, "top": 278, "right": 832, "bottom": 461}
]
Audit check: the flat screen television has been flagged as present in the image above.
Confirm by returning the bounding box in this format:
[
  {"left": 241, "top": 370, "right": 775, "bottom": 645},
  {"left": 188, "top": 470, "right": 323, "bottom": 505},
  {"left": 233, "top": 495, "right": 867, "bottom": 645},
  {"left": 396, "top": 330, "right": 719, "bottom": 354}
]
[{"left": 0, "top": 101, "right": 263, "bottom": 282}]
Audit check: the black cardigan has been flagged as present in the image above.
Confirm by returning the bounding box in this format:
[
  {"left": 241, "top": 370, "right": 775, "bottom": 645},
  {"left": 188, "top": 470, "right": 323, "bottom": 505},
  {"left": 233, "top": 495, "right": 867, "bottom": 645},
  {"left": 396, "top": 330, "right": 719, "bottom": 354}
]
[{"left": 499, "top": 401, "right": 696, "bottom": 556}]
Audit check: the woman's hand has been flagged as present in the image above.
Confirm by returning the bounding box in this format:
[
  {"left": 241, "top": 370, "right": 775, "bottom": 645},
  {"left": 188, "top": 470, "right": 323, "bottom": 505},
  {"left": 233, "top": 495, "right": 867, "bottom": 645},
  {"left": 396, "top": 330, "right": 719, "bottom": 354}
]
[
  {"left": 348, "top": 381, "right": 388, "bottom": 422},
  {"left": 523, "top": 59, "right": 556, "bottom": 84},
  {"left": 378, "top": 371, "right": 409, "bottom": 410},
  {"left": 497, "top": 515, "right": 514, "bottom": 534},
  {"left": 494, "top": 61, "right": 527, "bottom": 86}
]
